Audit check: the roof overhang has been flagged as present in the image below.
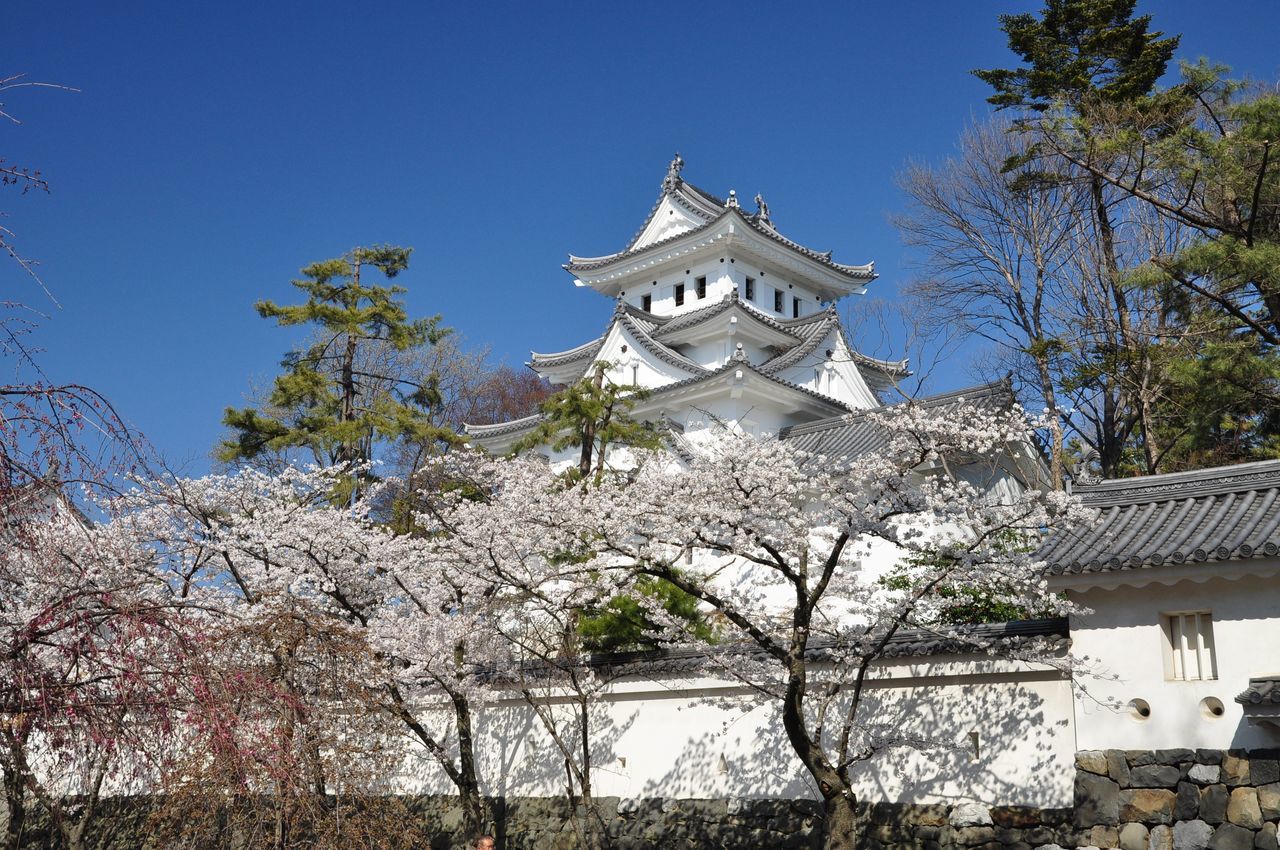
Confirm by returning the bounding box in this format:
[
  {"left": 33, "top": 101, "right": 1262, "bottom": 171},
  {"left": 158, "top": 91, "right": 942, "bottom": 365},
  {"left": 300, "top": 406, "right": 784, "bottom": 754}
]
[
  {"left": 569, "top": 211, "right": 875, "bottom": 302},
  {"left": 528, "top": 335, "right": 607, "bottom": 385},
  {"left": 657, "top": 302, "right": 801, "bottom": 351},
  {"left": 1047, "top": 555, "right": 1280, "bottom": 593},
  {"left": 628, "top": 364, "right": 851, "bottom": 421},
  {"left": 463, "top": 413, "right": 543, "bottom": 456},
  {"left": 1237, "top": 677, "right": 1280, "bottom": 729}
]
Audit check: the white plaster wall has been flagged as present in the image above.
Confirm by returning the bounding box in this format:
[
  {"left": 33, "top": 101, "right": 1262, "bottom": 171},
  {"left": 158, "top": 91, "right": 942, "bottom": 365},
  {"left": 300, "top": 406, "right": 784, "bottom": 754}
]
[
  {"left": 1067, "top": 569, "right": 1280, "bottom": 751},
  {"left": 777, "top": 331, "right": 881, "bottom": 410},
  {"left": 675, "top": 396, "right": 791, "bottom": 439},
  {"left": 629, "top": 258, "right": 735, "bottom": 316},
  {"left": 594, "top": 323, "right": 690, "bottom": 390},
  {"left": 396, "top": 657, "right": 1075, "bottom": 808},
  {"left": 672, "top": 339, "right": 732, "bottom": 370},
  {"left": 625, "top": 257, "right": 825, "bottom": 320}
]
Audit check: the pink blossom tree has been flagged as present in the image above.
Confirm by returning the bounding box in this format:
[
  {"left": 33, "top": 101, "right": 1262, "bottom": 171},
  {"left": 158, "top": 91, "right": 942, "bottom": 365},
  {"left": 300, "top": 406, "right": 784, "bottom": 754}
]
[
  {"left": 0, "top": 495, "right": 187, "bottom": 850},
  {"left": 129, "top": 465, "right": 502, "bottom": 840},
  {"left": 429, "top": 399, "right": 1087, "bottom": 850}
]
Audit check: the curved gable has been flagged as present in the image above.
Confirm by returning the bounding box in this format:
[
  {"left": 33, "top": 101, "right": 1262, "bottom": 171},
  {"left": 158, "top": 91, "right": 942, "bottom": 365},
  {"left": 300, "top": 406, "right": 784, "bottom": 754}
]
[
  {"left": 593, "top": 318, "right": 707, "bottom": 391},
  {"left": 773, "top": 328, "right": 881, "bottom": 410}
]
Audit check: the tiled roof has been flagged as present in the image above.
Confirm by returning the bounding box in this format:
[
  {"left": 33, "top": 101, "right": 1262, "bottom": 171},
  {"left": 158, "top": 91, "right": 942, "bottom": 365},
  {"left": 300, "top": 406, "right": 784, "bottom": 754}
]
[
  {"left": 566, "top": 204, "right": 874, "bottom": 283},
  {"left": 466, "top": 360, "right": 852, "bottom": 443},
  {"left": 491, "top": 618, "right": 1069, "bottom": 682},
  {"left": 1236, "top": 677, "right": 1280, "bottom": 726},
  {"left": 759, "top": 309, "right": 837, "bottom": 373},
  {"left": 529, "top": 334, "right": 608, "bottom": 369},
  {"left": 740, "top": 213, "right": 875, "bottom": 279},
  {"left": 850, "top": 349, "right": 912, "bottom": 381},
  {"left": 754, "top": 308, "right": 908, "bottom": 382},
  {"left": 1038, "top": 459, "right": 1280, "bottom": 575},
  {"left": 650, "top": 293, "right": 742, "bottom": 337},
  {"left": 616, "top": 311, "right": 707, "bottom": 375},
  {"left": 529, "top": 299, "right": 703, "bottom": 377},
  {"left": 1237, "top": 678, "right": 1280, "bottom": 706},
  {"left": 463, "top": 412, "right": 543, "bottom": 439},
  {"left": 778, "top": 380, "right": 1012, "bottom": 459},
  {"left": 652, "top": 291, "right": 805, "bottom": 348},
  {"left": 619, "top": 178, "right": 724, "bottom": 255},
  {"left": 646, "top": 359, "right": 854, "bottom": 412}
]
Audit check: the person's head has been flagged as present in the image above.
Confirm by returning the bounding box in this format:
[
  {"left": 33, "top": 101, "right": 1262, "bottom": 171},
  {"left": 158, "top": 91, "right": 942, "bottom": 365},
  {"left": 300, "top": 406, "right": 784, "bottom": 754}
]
[{"left": 473, "top": 835, "right": 495, "bottom": 850}]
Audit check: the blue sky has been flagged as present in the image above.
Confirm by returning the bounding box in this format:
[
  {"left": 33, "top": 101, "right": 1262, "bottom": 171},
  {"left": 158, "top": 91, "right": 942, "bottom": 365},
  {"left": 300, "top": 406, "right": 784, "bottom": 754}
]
[{"left": 6, "top": 1, "right": 1279, "bottom": 474}]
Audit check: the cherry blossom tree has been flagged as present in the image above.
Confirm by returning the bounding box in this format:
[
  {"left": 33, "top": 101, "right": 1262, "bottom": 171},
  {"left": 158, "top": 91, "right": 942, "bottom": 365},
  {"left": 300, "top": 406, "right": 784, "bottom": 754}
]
[
  {"left": 429, "top": 399, "right": 1087, "bottom": 850},
  {"left": 588, "top": 403, "right": 1085, "bottom": 850},
  {"left": 127, "top": 465, "right": 501, "bottom": 840},
  {"left": 0, "top": 493, "right": 187, "bottom": 850},
  {"left": 412, "top": 452, "right": 629, "bottom": 849}
]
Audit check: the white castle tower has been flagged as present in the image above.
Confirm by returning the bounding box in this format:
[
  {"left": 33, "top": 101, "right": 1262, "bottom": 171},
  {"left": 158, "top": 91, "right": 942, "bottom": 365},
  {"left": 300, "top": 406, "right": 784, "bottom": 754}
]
[{"left": 465, "top": 156, "right": 920, "bottom": 459}]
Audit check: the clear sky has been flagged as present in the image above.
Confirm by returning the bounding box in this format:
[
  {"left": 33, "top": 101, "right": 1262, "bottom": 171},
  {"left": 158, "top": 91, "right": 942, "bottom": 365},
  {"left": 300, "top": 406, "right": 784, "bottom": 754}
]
[{"left": 6, "top": 1, "right": 1279, "bottom": 474}]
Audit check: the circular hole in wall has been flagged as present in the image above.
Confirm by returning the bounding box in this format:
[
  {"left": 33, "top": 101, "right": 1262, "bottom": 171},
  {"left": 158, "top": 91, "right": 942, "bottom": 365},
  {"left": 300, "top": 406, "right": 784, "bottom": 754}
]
[
  {"left": 1128, "top": 698, "right": 1152, "bottom": 721},
  {"left": 1200, "top": 696, "right": 1225, "bottom": 719}
]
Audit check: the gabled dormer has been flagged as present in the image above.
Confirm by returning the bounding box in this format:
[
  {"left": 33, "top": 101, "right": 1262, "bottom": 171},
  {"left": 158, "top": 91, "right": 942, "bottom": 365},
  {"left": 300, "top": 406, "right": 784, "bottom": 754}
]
[{"left": 564, "top": 155, "right": 877, "bottom": 311}]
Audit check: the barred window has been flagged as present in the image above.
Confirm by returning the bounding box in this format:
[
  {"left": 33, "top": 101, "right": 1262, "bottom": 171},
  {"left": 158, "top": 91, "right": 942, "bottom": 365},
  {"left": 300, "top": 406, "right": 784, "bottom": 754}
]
[{"left": 1163, "top": 612, "right": 1217, "bottom": 681}]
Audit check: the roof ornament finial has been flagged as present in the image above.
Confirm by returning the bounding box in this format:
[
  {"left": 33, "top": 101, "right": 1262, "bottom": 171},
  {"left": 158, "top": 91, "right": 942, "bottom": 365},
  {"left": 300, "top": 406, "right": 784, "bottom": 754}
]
[
  {"left": 731, "top": 342, "right": 749, "bottom": 363},
  {"left": 1072, "top": 446, "right": 1102, "bottom": 486},
  {"left": 663, "top": 152, "right": 684, "bottom": 193},
  {"left": 754, "top": 193, "right": 771, "bottom": 225},
  {"left": 726, "top": 189, "right": 739, "bottom": 209}
]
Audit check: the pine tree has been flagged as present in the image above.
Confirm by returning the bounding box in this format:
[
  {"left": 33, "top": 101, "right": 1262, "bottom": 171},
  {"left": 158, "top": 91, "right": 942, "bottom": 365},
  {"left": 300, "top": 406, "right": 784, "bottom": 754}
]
[
  {"left": 975, "top": 0, "right": 1183, "bottom": 477},
  {"left": 511, "top": 361, "right": 661, "bottom": 484},
  {"left": 973, "top": 0, "right": 1178, "bottom": 113},
  {"left": 219, "top": 246, "right": 451, "bottom": 487}
]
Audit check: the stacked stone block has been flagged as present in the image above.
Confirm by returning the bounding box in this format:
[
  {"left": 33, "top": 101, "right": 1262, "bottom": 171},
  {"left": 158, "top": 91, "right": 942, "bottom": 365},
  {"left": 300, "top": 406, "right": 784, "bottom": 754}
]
[
  {"left": 6, "top": 749, "right": 1279, "bottom": 849},
  {"left": 1074, "top": 750, "right": 1280, "bottom": 850}
]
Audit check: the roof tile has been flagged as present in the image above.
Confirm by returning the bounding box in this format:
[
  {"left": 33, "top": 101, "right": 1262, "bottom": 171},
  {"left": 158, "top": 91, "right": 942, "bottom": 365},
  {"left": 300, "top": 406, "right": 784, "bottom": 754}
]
[{"left": 1039, "top": 459, "right": 1280, "bottom": 574}]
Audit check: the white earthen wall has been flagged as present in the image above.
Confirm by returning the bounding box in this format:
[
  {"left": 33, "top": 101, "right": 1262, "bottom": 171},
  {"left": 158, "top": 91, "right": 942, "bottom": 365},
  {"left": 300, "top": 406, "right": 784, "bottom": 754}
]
[
  {"left": 1067, "top": 569, "right": 1280, "bottom": 751},
  {"left": 397, "top": 657, "right": 1076, "bottom": 808}
]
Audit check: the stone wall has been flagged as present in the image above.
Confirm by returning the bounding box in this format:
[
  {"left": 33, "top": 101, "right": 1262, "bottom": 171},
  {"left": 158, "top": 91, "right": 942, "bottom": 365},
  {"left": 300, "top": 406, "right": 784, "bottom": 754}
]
[
  {"left": 1072, "top": 749, "right": 1280, "bottom": 850},
  {"left": 405, "top": 748, "right": 1280, "bottom": 850},
  {"left": 415, "top": 796, "right": 1073, "bottom": 850},
  {"left": 6, "top": 749, "right": 1278, "bottom": 849}
]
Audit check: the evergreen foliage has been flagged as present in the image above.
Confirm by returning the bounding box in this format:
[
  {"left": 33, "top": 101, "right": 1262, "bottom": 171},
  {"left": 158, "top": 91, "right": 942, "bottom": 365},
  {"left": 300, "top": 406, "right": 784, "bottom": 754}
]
[
  {"left": 578, "top": 573, "right": 715, "bottom": 653},
  {"left": 971, "top": 0, "right": 1280, "bottom": 476},
  {"left": 974, "top": 0, "right": 1178, "bottom": 112},
  {"left": 511, "top": 361, "right": 662, "bottom": 484},
  {"left": 510, "top": 362, "right": 705, "bottom": 651},
  {"left": 219, "top": 246, "right": 451, "bottom": 488}
]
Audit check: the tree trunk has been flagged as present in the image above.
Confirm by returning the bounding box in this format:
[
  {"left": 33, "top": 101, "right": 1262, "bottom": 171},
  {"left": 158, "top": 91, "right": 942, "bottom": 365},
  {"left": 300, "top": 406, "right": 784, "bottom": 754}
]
[
  {"left": 579, "top": 365, "right": 605, "bottom": 480},
  {"left": 1137, "top": 349, "right": 1162, "bottom": 474},
  {"left": 339, "top": 256, "right": 362, "bottom": 467},
  {"left": 777, "top": 623, "right": 860, "bottom": 850},
  {"left": 449, "top": 686, "right": 488, "bottom": 836},
  {"left": 1034, "top": 355, "right": 1066, "bottom": 488},
  {"left": 577, "top": 696, "right": 604, "bottom": 850},
  {"left": 2, "top": 768, "right": 25, "bottom": 850},
  {"left": 822, "top": 791, "right": 859, "bottom": 850}
]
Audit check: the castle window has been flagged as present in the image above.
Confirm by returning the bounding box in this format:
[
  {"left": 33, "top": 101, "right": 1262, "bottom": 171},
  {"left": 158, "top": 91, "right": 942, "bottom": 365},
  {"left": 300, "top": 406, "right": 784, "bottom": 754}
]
[
  {"left": 675, "top": 284, "right": 685, "bottom": 306},
  {"left": 773, "top": 289, "right": 784, "bottom": 313},
  {"left": 696, "top": 276, "right": 707, "bottom": 299},
  {"left": 1163, "top": 612, "right": 1216, "bottom": 681},
  {"left": 641, "top": 294, "right": 652, "bottom": 312},
  {"left": 792, "top": 297, "right": 801, "bottom": 318},
  {"left": 745, "top": 277, "right": 756, "bottom": 302}
]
